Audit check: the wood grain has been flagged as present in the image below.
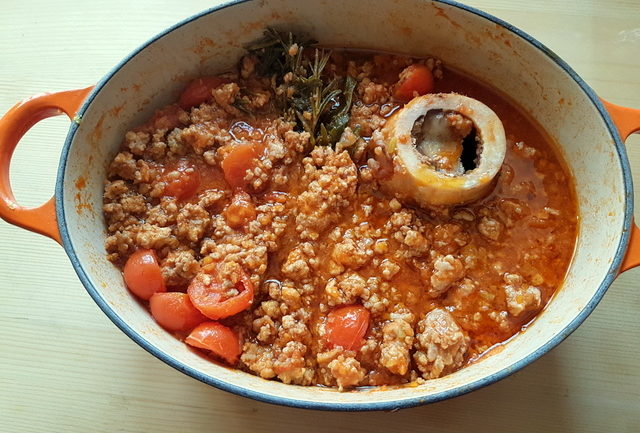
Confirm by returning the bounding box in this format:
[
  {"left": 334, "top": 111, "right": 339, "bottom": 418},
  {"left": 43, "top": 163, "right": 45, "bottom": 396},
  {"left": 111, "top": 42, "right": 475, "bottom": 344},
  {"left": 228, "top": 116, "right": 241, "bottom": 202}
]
[{"left": 1, "top": 1, "right": 639, "bottom": 432}]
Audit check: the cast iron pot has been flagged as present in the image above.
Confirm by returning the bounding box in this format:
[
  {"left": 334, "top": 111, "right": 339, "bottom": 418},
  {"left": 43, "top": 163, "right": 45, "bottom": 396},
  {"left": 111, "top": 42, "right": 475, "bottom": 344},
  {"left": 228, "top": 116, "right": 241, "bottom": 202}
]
[{"left": 1, "top": 0, "right": 639, "bottom": 411}]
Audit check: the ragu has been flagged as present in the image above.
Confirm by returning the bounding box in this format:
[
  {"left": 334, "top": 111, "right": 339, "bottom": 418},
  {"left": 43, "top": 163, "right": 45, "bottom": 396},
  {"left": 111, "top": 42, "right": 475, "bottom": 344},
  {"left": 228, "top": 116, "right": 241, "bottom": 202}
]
[{"left": 104, "top": 30, "right": 577, "bottom": 390}]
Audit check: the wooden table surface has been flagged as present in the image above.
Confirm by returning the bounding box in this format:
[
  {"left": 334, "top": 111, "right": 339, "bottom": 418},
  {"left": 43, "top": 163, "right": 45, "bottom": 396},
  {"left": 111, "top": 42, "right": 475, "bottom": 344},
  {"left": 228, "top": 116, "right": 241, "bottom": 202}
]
[{"left": 1, "top": 1, "right": 639, "bottom": 431}]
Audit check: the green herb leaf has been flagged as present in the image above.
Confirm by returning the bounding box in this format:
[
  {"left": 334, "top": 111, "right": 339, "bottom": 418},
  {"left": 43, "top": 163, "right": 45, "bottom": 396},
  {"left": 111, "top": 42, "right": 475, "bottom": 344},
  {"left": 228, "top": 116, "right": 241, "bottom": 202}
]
[
  {"left": 317, "top": 75, "right": 357, "bottom": 146},
  {"left": 246, "top": 29, "right": 356, "bottom": 150}
]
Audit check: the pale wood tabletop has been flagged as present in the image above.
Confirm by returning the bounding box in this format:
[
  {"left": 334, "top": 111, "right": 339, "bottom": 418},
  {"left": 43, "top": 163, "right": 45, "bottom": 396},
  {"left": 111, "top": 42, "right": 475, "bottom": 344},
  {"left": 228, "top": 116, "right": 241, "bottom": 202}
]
[{"left": 1, "top": 1, "right": 639, "bottom": 432}]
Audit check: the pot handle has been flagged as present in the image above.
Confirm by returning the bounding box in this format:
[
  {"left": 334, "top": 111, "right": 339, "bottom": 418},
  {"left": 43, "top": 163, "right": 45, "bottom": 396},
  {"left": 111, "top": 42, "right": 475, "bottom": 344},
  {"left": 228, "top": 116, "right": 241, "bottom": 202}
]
[
  {"left": 602, "top": 99, "right": 640, "bottom": 273},
  {"left": 0, "top": 86, "right": 93, "bottom": 244}
]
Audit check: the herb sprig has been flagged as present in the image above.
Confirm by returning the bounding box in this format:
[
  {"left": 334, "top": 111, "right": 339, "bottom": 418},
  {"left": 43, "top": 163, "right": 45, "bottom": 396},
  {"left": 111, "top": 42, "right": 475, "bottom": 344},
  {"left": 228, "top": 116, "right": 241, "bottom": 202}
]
[{"left": 246, "top": 29, "right": 356, "bottom": 149}]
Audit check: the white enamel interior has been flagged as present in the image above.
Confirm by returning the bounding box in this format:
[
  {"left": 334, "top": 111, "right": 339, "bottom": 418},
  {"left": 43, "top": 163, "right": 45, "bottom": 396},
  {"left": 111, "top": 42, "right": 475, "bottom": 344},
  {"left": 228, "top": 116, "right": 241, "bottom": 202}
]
[{"left": 59, "top": 0, "right": 628, "bottom": 407}]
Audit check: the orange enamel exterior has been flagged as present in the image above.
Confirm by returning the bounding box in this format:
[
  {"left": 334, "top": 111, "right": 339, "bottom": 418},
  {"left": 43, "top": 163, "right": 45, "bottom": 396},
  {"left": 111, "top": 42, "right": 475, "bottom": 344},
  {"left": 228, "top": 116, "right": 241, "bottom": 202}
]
[
  {"left": 603, "top": 99, "right": 640, "bottom": 273},
  {"left": 0, "top": 86, "right": 93, "bottom": 244}
]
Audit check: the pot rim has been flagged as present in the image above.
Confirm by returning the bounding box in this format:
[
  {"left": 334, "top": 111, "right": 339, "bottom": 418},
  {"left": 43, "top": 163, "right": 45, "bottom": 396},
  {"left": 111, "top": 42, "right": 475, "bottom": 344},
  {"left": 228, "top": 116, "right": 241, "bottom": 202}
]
[{"left": 55, "top": 0, "right": 634, "bottom": 411}]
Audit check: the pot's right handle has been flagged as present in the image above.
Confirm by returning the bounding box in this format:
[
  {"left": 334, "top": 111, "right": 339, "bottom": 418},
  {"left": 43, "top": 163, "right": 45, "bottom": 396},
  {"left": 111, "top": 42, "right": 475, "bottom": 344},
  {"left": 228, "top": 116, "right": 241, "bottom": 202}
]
[
  {"left": 602, "top": 99, "right": 640, "bottom": 273},
  {"left": 0, "top": 87, "right": 93, "bottom": 244}
]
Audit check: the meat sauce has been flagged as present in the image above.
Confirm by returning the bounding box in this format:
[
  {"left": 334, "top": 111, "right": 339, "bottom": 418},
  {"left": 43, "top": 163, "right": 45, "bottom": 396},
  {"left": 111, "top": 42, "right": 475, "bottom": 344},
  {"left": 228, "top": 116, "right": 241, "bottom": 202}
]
[{"left": 103, "top": 47, "right": 577, "bottom": 389}]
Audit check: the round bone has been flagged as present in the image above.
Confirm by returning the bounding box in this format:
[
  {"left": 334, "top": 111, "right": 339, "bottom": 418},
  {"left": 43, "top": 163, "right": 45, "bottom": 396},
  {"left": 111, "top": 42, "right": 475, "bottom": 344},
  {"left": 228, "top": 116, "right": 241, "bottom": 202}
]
[{"left": 381, "top": 93, "right": 506, "bottom": 206}]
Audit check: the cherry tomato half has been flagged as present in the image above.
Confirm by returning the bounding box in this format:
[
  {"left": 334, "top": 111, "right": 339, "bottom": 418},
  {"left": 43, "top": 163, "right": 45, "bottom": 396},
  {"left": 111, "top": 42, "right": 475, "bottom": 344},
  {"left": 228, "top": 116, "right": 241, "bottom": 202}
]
[
  {"left": 220, "top": 144, "right": 258, "bottom": 190},
  {"left": 393, "top": 64, "right": 434, "bottom": 103},
  {"left": 179, "top": 76, "right": 228, "bottom": 109},
  {"left": 163, "top": 159, "right": 201, "bottom": 201},
  {"left": 123, "top": 249, "right": 166, "bottom": 300},
  {"left": 185, "top": 322, "right": 241, "bottom": 364},
  {"left": 187, "top": 265, "right": 254, "bottom": 320},
  {"left": 150, "top": 292, "right": 207, "bottom": 332},
  {"left": 325, "top": 305, "right": 370, "bottom": 351}
]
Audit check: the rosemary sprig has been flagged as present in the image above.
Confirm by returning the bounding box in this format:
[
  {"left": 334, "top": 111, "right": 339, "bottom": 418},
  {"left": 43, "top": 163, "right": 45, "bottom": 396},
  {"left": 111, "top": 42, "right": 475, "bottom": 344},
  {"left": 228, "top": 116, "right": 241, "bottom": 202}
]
[
  {"left": 317, "top": 75, "right": 357, "bottom": 146},
  {"left": 292, "top": 50, "right": 341, "bottom": 146},
  {"left": 246, "top": 29, "right": 356, "bottom": 149},
  {"left": 246, "top": 28, "right": 310, "bottom": 79}
]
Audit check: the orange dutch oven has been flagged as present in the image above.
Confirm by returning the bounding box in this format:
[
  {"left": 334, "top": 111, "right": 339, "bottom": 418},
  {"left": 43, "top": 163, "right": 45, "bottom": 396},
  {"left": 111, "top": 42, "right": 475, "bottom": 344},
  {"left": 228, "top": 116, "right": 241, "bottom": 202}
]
[{"left": 1, "top": 0, "right": 640, "bottom": 410}]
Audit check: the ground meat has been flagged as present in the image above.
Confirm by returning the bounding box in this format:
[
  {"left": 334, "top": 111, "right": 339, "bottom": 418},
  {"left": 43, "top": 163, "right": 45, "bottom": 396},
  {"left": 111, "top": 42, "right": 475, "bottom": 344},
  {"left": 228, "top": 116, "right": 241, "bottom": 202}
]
[
  {"left": 360, "top": 278, "right": 391, "bottom": 315},
  {"left": 247, "top": 89, "right": 271, "bottom": 110},
  {"left": 488, "top": 310, "right": 511, "bottom": 332},
  {"left": 212, "top": 83, "right": 242, "bottom": 116},
  {"left": 331, "top": 237, "right": 373, "bottom": 270},
  {"left": 413, "top": 308, "right": 469, "bottom": 379},
  {"left": 161, "top": 249, "right": 200, "bottom": 287},
  {"left": 379, "top": 259, "right": 401, "bottom": 281},
  {"left": 147, "top": 105, "right": 189, "bottom": 131},
  {"left": 103, "top": 202, "right": 126, "bottom": 229},
  {"left": 503, "top": 273, "right": 542, "bottom": 316},
  {"left": 105, "top": 230, "right": 136, "bottom": 261},
  {"left": 399, "top": 229, "right": 430, "bottom": 254},
  {"left": 445, "top": 112, "right": 474, "bottom": 138},
  {"left": 327, "top": 355, "right": 366, "bottom": 390},
  {"left": 498, "top": 198, "right": 530, "bottom": 226},
  {"left": 513, "top": 140, "right": 537, "bottom": 158},
  {"left": 240, "top": 55, "right": 258, "bottom": 78},
  {"left": 103, "top": 192, "right": 146, "bottom": 229},
  {"left": 198, "top": 189, "right": 227, "bottom": 209},
  {"left": 445, "top": 278, "right": 476, "bottom": 309},
  {"left": 147, "top": 136, "right": 168, "bottom": 160},
  {"left": 253, "top": 315, "right": 277, "bottom": 343},
  {"left": 125, "top": 131, "right": 150, "bottom": 155},
  {"left": 175, "top": 203, "right": 210, "bottom": 243},
  {"left": 272, "top": 341, "right": 312, "bottom": 385},
  {"left": 281, "top": 243, "right": 316, "bottom": 282},
  {"left": 295, "top": 148, "right": 357, "bottom": 240},
  {"left": 278, "top": 312, "right": 312, "bottom": 344},
  {"left": 109, "top": 151, "right": 137, "bottom": 180},
  {"left": 166, "top": 128, "right": 190, "bottom": 156},
  {"left": 135, "top": 223, "right": 179, "bottom": 250},
  {"left": 245, "top": 120, "right": 309, "bottom": 192},
  {"left": 324, "top": 272, "right": 367, "bottom": 306},
  {"left": 146, "top": 198, "right": 179, "bottom": 227},
  {"left": 349, "top": 102, "right": 386, "bottom": 136},
  {"left": 104, "top": 179, "right": 130, "bottom": 200},
  {"left": 384, "top": 209, "right": 431, "bottom": 258},
  {"left": 429, "top": 255, "right": 465, "bottom": 297},
  {"left": 432, "top": 223, "right": 469, "bottom": 254},
  {"left": 179, "top": 123, "right": 217, "bottom": 154},
  {"left": 200, "top": 198, "right": 288, "bottom": 283},
  {"left": 358, "top": 78, "right": 390, "bottom": 105},
  {"left": 477, "top": 216, "right": 504, "bottom": 241},
  {"left": 241, "top": 343, "right": 276, "bottom": 379},
  {"left": 263, "top": 280, "right": 314, "bottom": 312},
  {"left": 379, "top": 318, "right": 414, "bottom": 375}
]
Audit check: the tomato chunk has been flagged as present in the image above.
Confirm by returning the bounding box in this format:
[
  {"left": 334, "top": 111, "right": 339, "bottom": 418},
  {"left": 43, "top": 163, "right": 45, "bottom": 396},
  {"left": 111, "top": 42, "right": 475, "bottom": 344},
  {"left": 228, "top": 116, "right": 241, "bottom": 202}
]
[
  {"left": 221, "top": 144, "right": 258, "bottom": 190},
  {"left": 224, "top": 191, "right": 256, "bottom": 228},
  {"left": 393, "top": 64, "right": 434, "bottom": 103},
  {"left": 325, "top": 305, "right": 370, "bottom": 351},
  {"left": 187, "top": 264, "right": 254, "bottom": 320},
  {"left": 179, "top": 76, "right": 227, "bottom": 109},
  {"left": 150, "top": 292, "right": 207, "bottom": 332},
  {"left": 123, "top": 249, "right": 166, "bottom": 300},
  {"left": 186, "top": 322, "right": 241, "bottom": 364},
  {"left": 163, "top": 159, "right": 201, "bottom": 200},
  {"left": 150, "top": 104, "right": 184, "bottom": 130}
]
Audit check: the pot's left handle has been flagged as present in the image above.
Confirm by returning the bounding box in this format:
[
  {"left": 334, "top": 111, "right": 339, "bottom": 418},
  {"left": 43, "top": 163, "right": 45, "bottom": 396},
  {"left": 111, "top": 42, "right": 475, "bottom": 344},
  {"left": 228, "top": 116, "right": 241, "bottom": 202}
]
[
  {"left": 602, "top": 99, "right": 640, "bottom": 273},
  {"left": 0, "top": 86, "right": 93, "bottom": 244}
]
